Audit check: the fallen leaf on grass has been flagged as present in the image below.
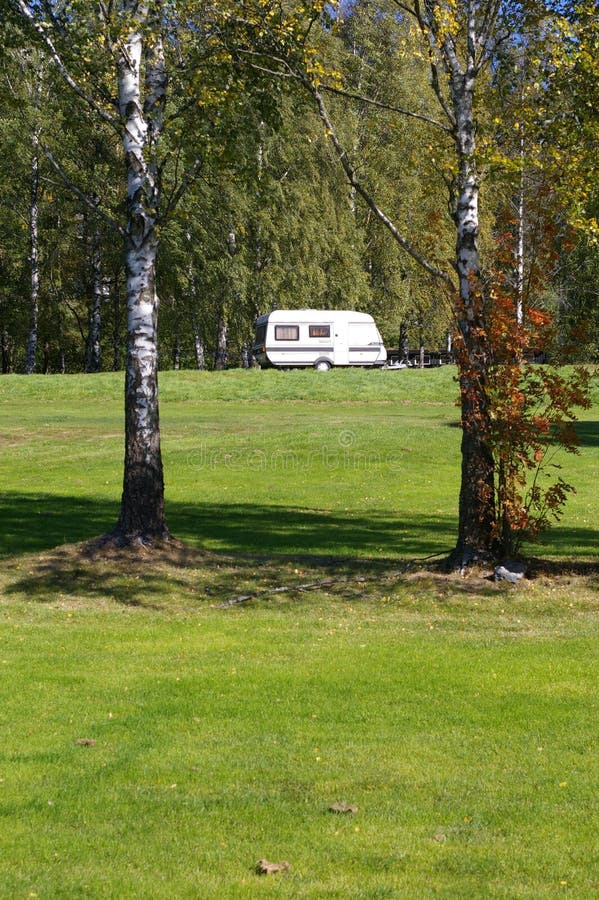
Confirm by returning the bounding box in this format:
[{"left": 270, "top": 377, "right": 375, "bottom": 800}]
[
  {"left": 329, "top": 802, "right": 358, "bottom": 814},
  {"left": 75, "top": 738, "right": 96, "bottom": 746},
  {"left": 255, "top": 859, "right": 290, "bottom": 875},
  {"left": 433, "top": 833, "right": 447, "bottom": 843}
]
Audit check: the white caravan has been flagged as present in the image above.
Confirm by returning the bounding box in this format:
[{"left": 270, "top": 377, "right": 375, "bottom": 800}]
[{"left": 253, "top": 309, "right": 387, "bottom": 370}]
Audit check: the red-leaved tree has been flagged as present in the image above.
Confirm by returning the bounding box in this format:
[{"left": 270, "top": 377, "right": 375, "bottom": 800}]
[{"left": 473, "top": 224, "right": 593, "bottom": 558}]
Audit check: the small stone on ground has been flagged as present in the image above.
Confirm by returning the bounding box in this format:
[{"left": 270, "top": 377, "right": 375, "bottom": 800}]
[{"left": 494, "top": 561, "right": 527, "bottom": 583}]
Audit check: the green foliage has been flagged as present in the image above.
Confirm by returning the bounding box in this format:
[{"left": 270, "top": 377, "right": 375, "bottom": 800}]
[
  {"left": 337, "top": 0, "right": 454, "bottom": 332},
  {"left": 557, "top": 229, "right": 599, "bottom": 362},
  {"left": 2, "top": 0, "right": 595, "bottom": 373}
]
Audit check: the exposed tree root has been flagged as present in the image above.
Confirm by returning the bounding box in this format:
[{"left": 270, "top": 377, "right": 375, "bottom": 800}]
[
  {"left": 445, "top": 545, "right": 497, "bottom": 575},
  {"left": 87, "top": 529, "right": 176, "bottom": 555},
  {"left": 215, "top": 552, "right": 448, "bottom": 608}
]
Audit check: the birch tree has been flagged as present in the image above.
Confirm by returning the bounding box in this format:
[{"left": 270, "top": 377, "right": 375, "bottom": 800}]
[
  {"left": 1, "top": 49, "right": 47, "bottom": 373},
  {"left": 4, "top": 1, "right": 165, "bottom": 538},
  {"left": 6, "top": 1, "right": 191, "bottom": 540},
  {"left": 83, "top": 208, "right": 107, "bottom": 374},
  {"left": 24, "top": 111, "right": 40, "bottom": 374},
  {"left": 240, "top": 0, "right": 588, "bottom": 565},
  {"left": 350, "top": 0, "right": 507, "bottom": 563},
  {"left": 7, "top": 0, "right": 333, "bottom": 544}
]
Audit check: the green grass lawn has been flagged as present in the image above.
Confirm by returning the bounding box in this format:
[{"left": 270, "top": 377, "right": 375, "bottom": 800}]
[
  {"left": 0, "top": 368, "right": 597, "bottom": 897},
  {"left": 1, "top": 367, "right": 597, "bottom": 560}
]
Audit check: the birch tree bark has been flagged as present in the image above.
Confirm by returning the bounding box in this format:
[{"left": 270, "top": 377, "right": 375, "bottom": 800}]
[
  {"left": 112, "top": 275, "right": 122, "bottom": 372},
  {"left": 444, "top": 6, "right": 497, "bottom": 564},
  {"left": 57, "top": 297, "right": 66, "bottom": 374},
  {"left": 85, "top": 211, "right": 103, "bottom": 373},
  {"left": 214, "top": 316, "right": 228, "bottom": 370},
  {"left": 24, "top": 123, "right": 40, "bottom": 375},
  {"left": 241, "top": 342, "right": 252, "bottom": 368},
  {"left": 451, "top": 78, "right": 496, "bottom": 564},
  {"left": 191, "top": 310, "right": 206, "bottom": 370},
  {"left": 114, "top": 0, "right": 168, "bottom": 542},
  {"left": 1, "top": 330, "right": 10, "bottom": 374},
  {"left": 186, "top": 234, "right": 206, "bottom": 370}
]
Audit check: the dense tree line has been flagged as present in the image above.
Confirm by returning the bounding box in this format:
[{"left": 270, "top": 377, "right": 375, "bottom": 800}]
[{"left": 2, "top": 1, "right": 594, "bottom": 378}]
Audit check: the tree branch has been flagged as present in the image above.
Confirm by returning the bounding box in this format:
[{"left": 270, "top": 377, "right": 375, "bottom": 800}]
[
  {"left": 160, "top": 156, "right": 205, "bottom": 222},
  {"left": 398, "top": 1, "right": 458, "bottom": 127},
  {"left": 231, "top": 45, "right": 297, "bottom": 80},
  {"left": 12, "top": 0, "right": 121, "bottom": 132},
  {"left": 62, "top": 296, "right": 87, "bottom": 344},
  {"left": 306, "top": 79, "right": 456, "bottom": 292},
  {"left": 389, "top": 0, "right": 419, "bottom": 20},
  {"left": 215, "top": 553, "right": 447, "bottom": 608},
  {"left": 41, "top": 144, "right": 124, "bottom": 237},
  {"left": 320, "top": 83, "right": 453, "bottom": 134},
  {"left": 476, "top": 0, "right": 503, "bottom": 71}
]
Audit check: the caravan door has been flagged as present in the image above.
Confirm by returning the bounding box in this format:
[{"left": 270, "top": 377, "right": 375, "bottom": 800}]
[
  {"left": 348, "top": 319, "right": 386, "bottom": 365},
  {"left": 333, "top": 320, "right": 349, "bottom": 365}
]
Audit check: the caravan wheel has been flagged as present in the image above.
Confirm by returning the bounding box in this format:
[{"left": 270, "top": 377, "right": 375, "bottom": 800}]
[{"left": 314, "top": 359, "right": 332, "bottom": 371}]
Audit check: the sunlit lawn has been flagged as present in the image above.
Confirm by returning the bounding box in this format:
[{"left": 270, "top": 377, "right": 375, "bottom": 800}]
[
  {"left": 0, "top": 367, "right": 596, "bottom": 560},
  {"left": 0, "top": 368, "right": 597, "bottom": 897}
]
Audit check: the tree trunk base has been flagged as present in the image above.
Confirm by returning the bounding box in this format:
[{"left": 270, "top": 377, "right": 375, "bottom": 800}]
[
  {"left": 93, "top": 526, "right": 174, "bottom": 553},
  {"left": 445, "top": 544, "right": 496, "bottom": 574}
]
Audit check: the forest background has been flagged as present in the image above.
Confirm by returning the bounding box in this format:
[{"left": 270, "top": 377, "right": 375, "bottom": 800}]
[{"left": 1, "top": 0, "right": 597, "bottom": 377}]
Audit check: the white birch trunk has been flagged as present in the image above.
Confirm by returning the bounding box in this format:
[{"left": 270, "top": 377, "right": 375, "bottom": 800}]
[
  {"left": 113, "top": 274, "right": 122, "bottom": 371},
  {"left": 191, "top": 310, "right": 205, "bottom": 370},
  {"left": 251, "top": 128, "right": 266, "bottom": 316},
  {"left": 398, "top": 320, "right": 408, "bottom": 364},
  {"left": 214, "top": 316, "right": 228, "bottom": 370},
  {"left": 171, "top": 297, "right": 181, "bottom": 370},
  {"left": 115, "top": 1, "right": 168, "bottom": 542},
  {"left": 188, "top": 254, "right": 206, "bottom": 371},
  {"left": 448, "top": 13, "right": 496, "bottom": 565},
  {"left": 58, "top": 300, "right": 66, "bottom": 374},
  {"left": 85, "top": 214, "right": 103, "bottom": 373},
  {"left": 2, "top": 329, "right": 11, "bottom": 374},
  {"left": 25, "top": 125, "right": 40, "bottom": 375},
  {"left": 214, "top": 220, "right": 236, "bottom": 371},
  {"left": 241, "top": 342, "right": 252, "bottom": 368}
]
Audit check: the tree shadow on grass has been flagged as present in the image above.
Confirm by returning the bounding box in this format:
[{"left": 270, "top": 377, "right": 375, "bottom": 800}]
[
  {"left": 0, "top": 491, "right": 457, "bottom": 607},
  {"left": 446, "top": 421, "right": 599, "bottom": 447},
  {"left": 2, "top": 492, "right": 597, "bottom": 564},
  {"left": 169, "top": 500, "right": 456, "bottom": 560},
  {"left": 0, "top": 491, "right": 455, "bottom": 562},
  {"left": 1, "top": 493, "right": 596, "bottom": 607},
  {"left": 0, "top": 492, "right": 116, "bottom": 559},
  {"left": 2, "top": 542, "right": 207, "bottom": 608},
  {"left": 574, "top": 421, "right": 599, "bottom": 447},
  {"left": 527, "top": 527, "right": 599, "bottom": 569}
]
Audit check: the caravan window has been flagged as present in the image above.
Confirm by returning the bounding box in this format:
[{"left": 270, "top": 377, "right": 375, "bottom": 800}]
[
  {"left": 275, "top": 325, "right": 299, "bottom": 341},
  {"left": 309, "top": 325, "right": 330, "bottom": 338}
]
